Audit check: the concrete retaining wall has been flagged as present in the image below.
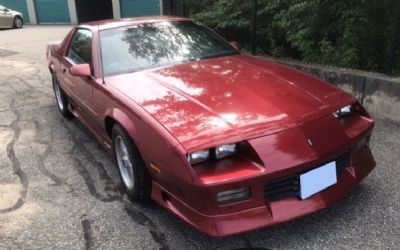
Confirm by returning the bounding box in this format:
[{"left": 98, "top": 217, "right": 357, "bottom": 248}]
[{"left": 268, "top": 58, "right": 400, "bottom": 123}]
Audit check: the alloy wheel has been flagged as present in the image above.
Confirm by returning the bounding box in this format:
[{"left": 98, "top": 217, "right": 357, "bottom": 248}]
[
  {"left": 54, "top": 80, "right": 64, "bottom": 111},
  {"left": 14, "top": 18, "right": 22, "bottom": 28},
  {"left": 115, "top": 135, "right": 135, "bottom": 190}
]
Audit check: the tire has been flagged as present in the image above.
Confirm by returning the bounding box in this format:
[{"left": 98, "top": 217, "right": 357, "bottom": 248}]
[
  {"left": 52, "top": 75, "right": 73, "bottom": 119},
  {"left": 112, "top": 124, "right": 151, "bottom": 201},
  {"left": 13, "top": 16, "right": 23, "bottom": 29}
]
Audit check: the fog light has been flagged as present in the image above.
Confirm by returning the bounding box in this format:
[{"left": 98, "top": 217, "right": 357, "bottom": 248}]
[
  {"left": 217, "top": 187, "right": 250, "bottom": 205},
  {"left": 357, "top": 136, "right": 369, "bottom": 151}
]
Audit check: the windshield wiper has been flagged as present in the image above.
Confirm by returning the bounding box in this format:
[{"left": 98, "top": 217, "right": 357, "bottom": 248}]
[
  {"left": 200, "top": 51, "right": 239, "bottom": 61},
  {"left": 182, "top": 57, "right": 201, "bottom": 63}
]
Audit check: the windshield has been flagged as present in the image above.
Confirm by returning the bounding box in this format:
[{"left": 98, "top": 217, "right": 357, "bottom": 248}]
[
  {"left": 99, "top": 21, "right": 238, "bottom": 76},
  {"left": 0, "top": 5, "right": 5, "bottom": 10}
]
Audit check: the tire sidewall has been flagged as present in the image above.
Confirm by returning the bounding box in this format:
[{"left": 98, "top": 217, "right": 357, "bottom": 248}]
[
  {"left": 112, "top": 125, "right": 150, "bottom": 201},
  {"left": 52, "top": 75, "right": 72, "bottom": 118},
  {"left": 14, "top": 17, "right": 23, "bottom": 29}
]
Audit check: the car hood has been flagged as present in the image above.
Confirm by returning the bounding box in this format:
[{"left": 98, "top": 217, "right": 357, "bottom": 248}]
[{"left": 106, "top": 54, "right": 355, "bottom": 151}]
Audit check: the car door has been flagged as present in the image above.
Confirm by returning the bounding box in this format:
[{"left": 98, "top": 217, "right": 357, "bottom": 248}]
[
  {"left": 0, "top": 6, "right": 13, "bottom": 28},
  {"left": 58, "top": 28, "right": 97, "bottom": 123}
]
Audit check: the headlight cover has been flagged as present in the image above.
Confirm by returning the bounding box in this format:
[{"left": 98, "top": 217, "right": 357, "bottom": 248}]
[{"left": 333, "top": 105, "right": 353, "bottom": 118}]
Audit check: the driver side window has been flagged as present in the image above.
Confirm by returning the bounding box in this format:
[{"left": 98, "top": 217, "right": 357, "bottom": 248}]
[{"left": 68, "top": 29, "right": 93, "bottom": 65}]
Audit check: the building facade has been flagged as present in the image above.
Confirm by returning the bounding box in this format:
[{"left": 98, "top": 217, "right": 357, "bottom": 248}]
[{"left": 0, "top": 0, "right": 168, "bottom": 24}]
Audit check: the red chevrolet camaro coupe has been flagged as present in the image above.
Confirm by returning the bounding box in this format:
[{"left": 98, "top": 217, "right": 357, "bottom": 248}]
[{"left": 47, "top": 17, "right": 375, "bottom": 237}]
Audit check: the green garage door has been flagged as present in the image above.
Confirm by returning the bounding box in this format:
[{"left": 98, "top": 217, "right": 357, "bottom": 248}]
[
  {"left": 0, "top": 0, "right": 30, "bottom": 23},
  {"left": 35, "top": 0, "right": 70, "bottom": 24},
  {"left": 120, "top": 0, "right": 160, "bottom": 18}
]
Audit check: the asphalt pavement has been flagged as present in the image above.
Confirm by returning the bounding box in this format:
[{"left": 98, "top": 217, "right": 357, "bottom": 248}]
[{"left": 0, "top": 26, "right": 399, "bottom": 250}]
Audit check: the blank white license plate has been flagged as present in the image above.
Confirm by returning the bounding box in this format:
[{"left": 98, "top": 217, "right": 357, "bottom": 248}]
[{"left": 300, "top": 161, "right": 337, "bottom": 200}]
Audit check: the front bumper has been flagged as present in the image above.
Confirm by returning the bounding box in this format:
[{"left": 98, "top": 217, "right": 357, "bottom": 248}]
[{"left": 151, "top": 145, "right": 375, "bottom": 237}]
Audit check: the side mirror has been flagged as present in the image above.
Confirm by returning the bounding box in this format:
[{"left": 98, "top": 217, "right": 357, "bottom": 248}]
[
  {"left": 70, "top": 64, "right": 91, "bottom": 77},
  {"left": 4, "top": 8, "right": 10, "bottom": 13},
  {"left": 230, "top": 41, "right": 241, "bottom": 51}
]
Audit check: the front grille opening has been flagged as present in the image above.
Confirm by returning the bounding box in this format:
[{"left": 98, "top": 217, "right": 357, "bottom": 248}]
[{"left": 264, "top": 152, "right": 350, "bottom": 202}]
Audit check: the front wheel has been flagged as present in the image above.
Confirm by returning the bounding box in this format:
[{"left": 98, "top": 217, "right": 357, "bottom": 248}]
[
  {"left": 52, "top": 75, "right": 73, "bottom": 119},
  {"left": 13, "top": 17, "right": 23, "bottom": 29},
  {"left": 112, "top": 125, "right": 151, "bottom": 201}
]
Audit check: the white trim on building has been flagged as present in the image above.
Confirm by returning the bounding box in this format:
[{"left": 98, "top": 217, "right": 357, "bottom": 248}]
[
  {"left": 67, "top": 0, "right": 78, "bottom": 24},
  {"left": 26, "top": 0, "right": 37, "bottom": 24},
  {"left": 112, "top": 0, "right": 121, "bottom": 19}
]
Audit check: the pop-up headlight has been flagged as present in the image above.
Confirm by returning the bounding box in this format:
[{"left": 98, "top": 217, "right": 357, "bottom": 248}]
[
  {"left": 215, "top": 144, "right": 237, "bottom": 159},
  {"left": 333, "top": 105, "right": 353, "bottom": 118},
  {"left": 187, "top": 143, "right": 238, "bottom": 165},
  {"left": 187, "top": 149, "right": 210, "bottom": 165}
]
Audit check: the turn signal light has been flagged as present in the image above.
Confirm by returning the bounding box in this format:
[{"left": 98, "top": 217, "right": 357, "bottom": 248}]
[{"left": 217, "top": 187, "right": 250, "bottom": 205}]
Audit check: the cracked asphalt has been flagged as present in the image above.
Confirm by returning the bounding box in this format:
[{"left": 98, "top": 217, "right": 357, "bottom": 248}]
[{"left": 0, "top": 26, "right": 399, "bottom": 250}]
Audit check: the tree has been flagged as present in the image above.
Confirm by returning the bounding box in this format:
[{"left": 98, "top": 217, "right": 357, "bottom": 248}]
[{"left": 186, "top": 0, "right": 400, "bottom": 75}]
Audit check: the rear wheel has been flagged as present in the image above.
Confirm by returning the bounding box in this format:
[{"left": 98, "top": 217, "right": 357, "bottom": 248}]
[
  {"left": 52, "top": 75, "right": 73, "bottom": 119},
  {"left": 13, "top": 17, "right": 23, "bottom": 29},
  {"left": 112, "top": 124, "right": 151, "bottom": 201}
]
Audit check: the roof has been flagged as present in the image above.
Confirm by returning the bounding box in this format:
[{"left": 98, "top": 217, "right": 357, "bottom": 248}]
[{"left": 81, "top": 16, "right": 192, "bottom": 31}]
